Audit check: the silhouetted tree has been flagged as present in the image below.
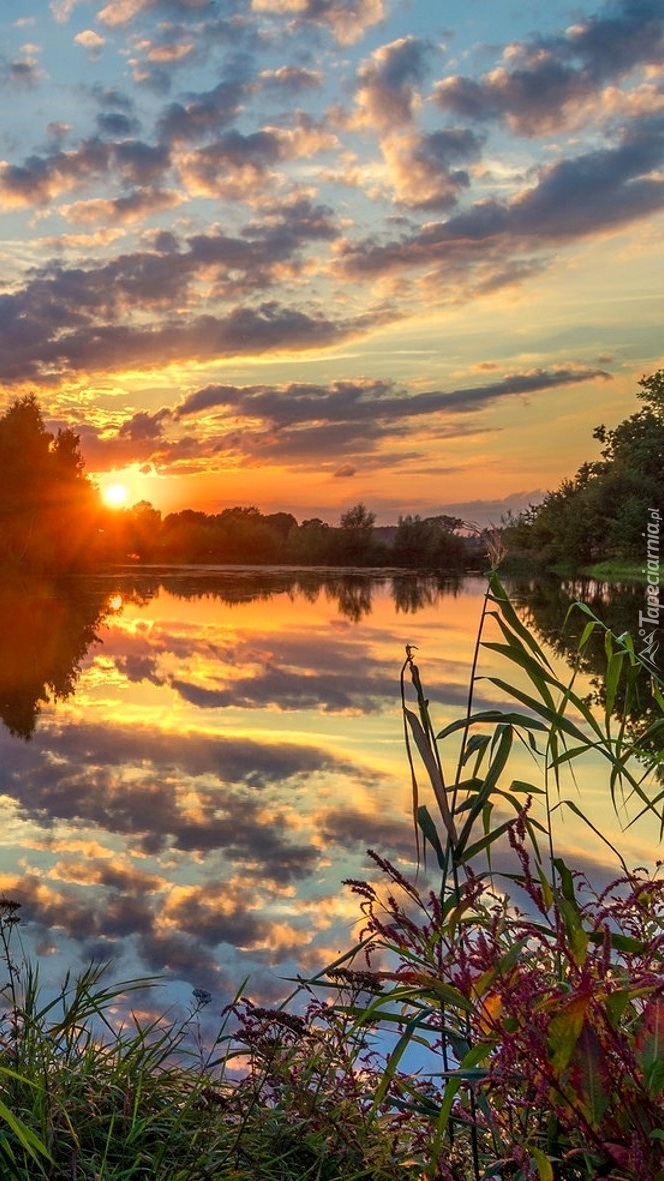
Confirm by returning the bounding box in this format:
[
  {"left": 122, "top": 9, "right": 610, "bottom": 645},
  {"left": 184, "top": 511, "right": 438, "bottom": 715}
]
[
  {"left": 285, "top": 518, "right": 332, "bottom": 564},
  {"left": 0, "top": 396, "right": 97, "bottom": 572},
  {"left": 392, "top": 514, "right": 466, "bottom": 569},
  {"left": 336, "top": 503, "right": 379, "bottom": 564}
]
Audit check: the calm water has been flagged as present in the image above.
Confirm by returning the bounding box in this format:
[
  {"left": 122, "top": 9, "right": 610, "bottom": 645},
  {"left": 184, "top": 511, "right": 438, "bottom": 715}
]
[{"left": 0, "top": 568, "right": 659, "bottom": 1021}]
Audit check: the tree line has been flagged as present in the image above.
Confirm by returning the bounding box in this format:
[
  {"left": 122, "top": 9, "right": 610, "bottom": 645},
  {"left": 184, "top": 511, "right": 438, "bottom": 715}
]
[
  {"left": 96, "top": 499, "right": 472, "bottom": 569},
  {"left": 0, "top": 395, "right": 473, "bottom": 574},
  {"left": 3, "top": 370, "right": 661, "bottom": 577},
  {"left": 504, "top": 370, "right": 664, "bottom": 568}
]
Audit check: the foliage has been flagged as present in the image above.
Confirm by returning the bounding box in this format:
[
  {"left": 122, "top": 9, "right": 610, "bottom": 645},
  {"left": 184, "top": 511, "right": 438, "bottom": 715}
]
[
  {"left": 0, "top": 396, "right": 97, "bottom": 574},
  {"left": 99, "top": 498, "right": 473, "bottom": 569},
  {"left": 321, "top": 569, "right": 664, "bottom": 1180},
  {"left": 504, "top": 369, "right": 664, "bottom": 566},
  {"left": 0, "top": 390, "right": 477, "bottom": 570},
  {"left": 392, "top": 514, "right": 466, "bottom": 570}
]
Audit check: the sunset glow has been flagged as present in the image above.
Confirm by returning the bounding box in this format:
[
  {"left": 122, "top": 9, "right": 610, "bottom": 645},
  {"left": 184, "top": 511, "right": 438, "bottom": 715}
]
[
  {"left": 102, "top": 482, "right": 129, "bottom": 509},
  {"left": 0, "top": 1, "right": 661, "bottom": 522}
]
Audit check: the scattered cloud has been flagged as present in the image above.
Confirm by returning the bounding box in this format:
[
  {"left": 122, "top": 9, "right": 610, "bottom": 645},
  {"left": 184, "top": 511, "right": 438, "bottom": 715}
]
[
  {"left": 74, "top": 30, "right": 106, "bottom": 56},
  {"left": 434, "top": 0, "right": 664, "bottom": 135}
]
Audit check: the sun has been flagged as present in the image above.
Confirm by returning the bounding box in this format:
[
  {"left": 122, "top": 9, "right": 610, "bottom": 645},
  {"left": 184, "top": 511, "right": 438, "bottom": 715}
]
[{"left": 102, "top": 482, "right": 129, "bottom": 509}]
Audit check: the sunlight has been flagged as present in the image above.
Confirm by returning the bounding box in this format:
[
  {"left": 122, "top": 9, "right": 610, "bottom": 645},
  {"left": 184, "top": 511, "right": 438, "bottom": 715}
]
[{"left": 102, "top": 482, "right": 129, "bottom": 509}]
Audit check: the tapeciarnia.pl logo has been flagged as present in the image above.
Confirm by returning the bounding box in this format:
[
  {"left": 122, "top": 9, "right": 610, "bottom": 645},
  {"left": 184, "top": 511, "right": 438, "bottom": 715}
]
[{"left": 638, "top": 507, "right": 661, "bottom": 672}]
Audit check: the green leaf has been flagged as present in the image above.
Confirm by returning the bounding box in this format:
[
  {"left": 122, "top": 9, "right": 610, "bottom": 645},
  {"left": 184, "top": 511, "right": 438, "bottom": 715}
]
[
  {"left": 436, "top": 709, "right": 548, "bottom": 741},
  {"left": 547, "top": 994, "right": 590, "bottom": 1073},
  {"left": 486, "top": 678, "right": 591, "bottom": 744},
  {"left": 604, "top": 988, "right": 637, "bottom": 1030},
  {"left": 531, "top": 1147, "right": 554, "bottom": 1181},
  {"left": 487, "top": 572, "right": 553, "bottom": 667},
  {"left": 635, "top": 995, "right": 664, "bottom": 1097},
  {"left": 604, "top": 645, "right": 625, "bottom": 724},
  {"left": 404, "top": 707, "right": 457, "bottom": 843},
  {"left": 455, "top": 725, "right": 513, "bottom": 857},
  {"left": 461, "top": 733, "right": 492, "bottom": 762},
  {"left": 417, "top": 805, "right": 447, "bottom": 872},
  {"left": 587, "top": 930, "right": 647, "bottom": 955},
  {"left": 558, "top": 897, "right": 589, "bottom": 967},
  {"left": 570, "top": 1022, "right": 610, "bottom": 1129}
]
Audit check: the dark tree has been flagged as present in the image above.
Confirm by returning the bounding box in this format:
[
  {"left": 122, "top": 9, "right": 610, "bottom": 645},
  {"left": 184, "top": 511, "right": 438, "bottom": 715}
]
[
  {"left": 0, "top": 395, "right": 97, "bottom": 572},
  {"left": 504, "top": 370, "right": 664, "bottom": 567},
  {"left": 336, "top": 503, "right": 379, "bottom": 563},
  {"left": 392, "top": 514, "right": 467, "bottom": 570}
]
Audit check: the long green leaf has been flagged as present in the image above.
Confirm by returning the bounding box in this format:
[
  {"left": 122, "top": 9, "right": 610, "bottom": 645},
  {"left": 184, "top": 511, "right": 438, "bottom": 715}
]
[
  {"left": 635, "top": 995, "right": 664, "bottom": 1097},
  {"left": 404, "top": 707, "right": 457, "bottom": 843}
]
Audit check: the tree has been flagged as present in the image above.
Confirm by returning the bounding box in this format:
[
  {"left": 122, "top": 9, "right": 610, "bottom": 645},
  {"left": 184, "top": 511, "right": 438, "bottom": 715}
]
[
  {"left": 504, "top": 370, "right": 664, "bottom": 566},
  {"left": 339, "top": 503, "right": 376, "bottom": 532},
  {"left": 0, "top": 396, "right": 96, "bottom": 572},
  {"left": 336, "top": 503, "right": 378, "bottom": 563},
  {"left": 393, "top": 514, "right": 467, "bottom": 569}
]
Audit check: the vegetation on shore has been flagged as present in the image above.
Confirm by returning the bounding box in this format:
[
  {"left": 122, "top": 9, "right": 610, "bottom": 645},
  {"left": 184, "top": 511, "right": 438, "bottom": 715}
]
[
  {"left": 0, "top": 395, "right": 476, "bottom": 574},
  {"left": 580, "top": 560, "right": 664, "bottom": 582},
  {"left": 3, "top": 368, "right": 662, "bottom": 576},
  {"left": 0, "top": 571, "right": 662, "bottom": 1179},
  {"left": 504, "top": 370, "right": 664, "bottom": 569}
]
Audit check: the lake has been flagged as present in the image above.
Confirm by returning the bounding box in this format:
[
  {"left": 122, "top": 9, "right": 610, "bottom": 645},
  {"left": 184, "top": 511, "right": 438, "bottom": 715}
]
[{"left": 0, "top": 568, "right": 660, "bottom": 1025}]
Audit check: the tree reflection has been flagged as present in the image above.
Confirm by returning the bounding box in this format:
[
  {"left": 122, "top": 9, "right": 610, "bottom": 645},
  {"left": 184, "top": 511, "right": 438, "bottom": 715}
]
[
  {"left": 0, "top": 580, "right": 113, "bottom": 739},
  {"left": 513, "top": 576, "right": 663, "bottom": 778},
  {"left": 323, "top": 575, "right": 375, "bottom": 622},
  {"left": 391, "top": 572, "right": 463, "bottom": 614},
  {"left": 122, "top": 569, "right": 467, "bottom": 621}
]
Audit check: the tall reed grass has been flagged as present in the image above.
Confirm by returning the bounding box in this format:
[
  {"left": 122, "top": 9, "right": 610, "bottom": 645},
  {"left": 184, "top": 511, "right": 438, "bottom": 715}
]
[{"left": 0, "top": 572, "right": 661, "bottom": 1179}]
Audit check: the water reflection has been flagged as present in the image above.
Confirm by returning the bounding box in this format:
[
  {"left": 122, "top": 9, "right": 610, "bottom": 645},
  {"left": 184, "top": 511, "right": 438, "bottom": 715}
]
[
  {"left": 0, "top": 569, "right": 658, "bottom": 1024},
  {"left": 106, "top": 567, "right": 464, "bottom": 622},
  {"left": 513, "top": 576, "right": 663, "bottom": 776},
  {"left": 0, "top": 579, "right": 111, "bottom": 740}
]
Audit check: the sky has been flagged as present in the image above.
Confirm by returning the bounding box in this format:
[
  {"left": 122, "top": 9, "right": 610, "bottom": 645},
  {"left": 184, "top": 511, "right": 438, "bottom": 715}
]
[{"left": 1, "top": 0, "right": 663, "bottom": 524}]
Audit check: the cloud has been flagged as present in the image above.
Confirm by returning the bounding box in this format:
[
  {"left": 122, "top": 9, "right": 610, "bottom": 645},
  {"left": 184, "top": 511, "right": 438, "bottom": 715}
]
[
  {"left": 257, "top": 65, "right": 323, "bottom": 96},
  {"left": 0, "top": 47, "right": 43, "bottom": 90},
  {"left": 0, "top": 138, "right": 170, "bottom": 208},
  {"left": 433, "top": 0, "right": 664, "bottom": 135},
  {"left": 176, "top": 368, "right": 608, "bottom": 425},
  {"left": 157, "top": 79, "right": 248, "bottom": 144},
  {"left": 379, "top": 125, "right": 483, "bottom": 211},
  {"left": 74, "top": 30, "right": 106, "bottom": 57},
  {"left": 0, "top": 199, "right": 354, "bottom": 384},
  {"left": 337, "top": 114, "right": 664, "bottom": 281},
  {"left": 118, "top": 407, "right": 171, "bottom": 439},
  {"left": 355, "top": 36, "right": 432, "bottom": 131},
  {"left": 62, "top": 188, "right": 183, "bottom": 225},
  {"left": 55, "top": 366, "right": 601, "bottom": 475},
  {"left": 70, "top": 367, "right": 589, "bottom": 472},
  {"left": 98, "top": 0, "right": 214, "bottom": 28},
  {"left": 250, "top": 0, "right": 385, "bottom": 47},
  {"left": 51, "top": 0, "right": 88, "bottom": 19},
  {"left": 0, "top": 718, "right": 350, "bottom": 864}
]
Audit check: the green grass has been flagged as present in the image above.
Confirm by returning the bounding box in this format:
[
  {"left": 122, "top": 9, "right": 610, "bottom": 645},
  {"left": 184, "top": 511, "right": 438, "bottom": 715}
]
[
  {"left": 580, "top": 559, "right": 663, "bottom": 581},
  {"left": 0, "top": 570, "right": 663, "bottom": 1179}
]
